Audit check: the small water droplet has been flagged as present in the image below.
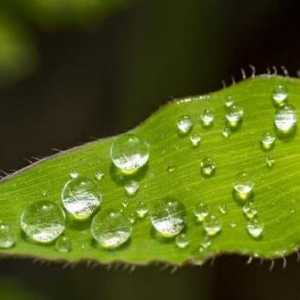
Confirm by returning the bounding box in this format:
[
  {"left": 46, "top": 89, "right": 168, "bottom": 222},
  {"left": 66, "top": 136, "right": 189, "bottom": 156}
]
[
  {"left": 260, "top": 131, "right": 276, "bottom": 151},
  {"left": 225, "top": 96, "right": 235, "bottom": 108},
  {"left": 124, "top": 180, "right": 139, "bottom": 196},
  {"left": 200, "top": 235, "right": 212, "bottom": 248},
  {"left": 0, "top": 222, "right": 16, "bottom": 249},
  {"left": 200, "top": 109, "right": 214, "bottom": 127},
  {"left": 272, "top": 85, "right": 288, "bottom": 106},
  {"left": 194, "top": 202, "right": 210, "bottom": 221},
  {"left": 91, "top": 209, "right": 132, "bottom": 249},
  {"left": 200, "top": 157, "right": 216, "bottom": 177},
  {"left": 55, "top": 235, "right": 72, "bottom": 253},
  {"left": 110, "top": 134, "right": 149, "bottom": 174},
  {"left": 177, "top": 115, "right": 193, "bottom": 135},
  {"left": 265, "top": 156, "right": 275, "bottom": 168},
  {"left": 150, "top": 199, "right": 186, "bottom": 237},
  {"left": 189, "top": 133, "right": 201, "bottom": 147},
  {"left": 230, "top": 220, "right": 237, "bottom": 228},
  {"left": 167, "top": 164, "right": 176, "bottom": 173},
  {"left": 61, "top": 176, "right": 102, "bottom": 220},
  {"left": 136, "top": 201, "right": 149, "bottom": 218},
  {"left": 175, "top": 233, "right": 190, "bottom": 249},
  {"left": 274, "top": 104, "right": 297, "bottom": 134},
  {"left": 122, "top": 199, "right": 130, "bottom": 208},
  {"left": 233, "top": 172, "right": 255, "bottom": 200},
  {"left": 226, "top": 104, "right": 244, "bottom": 127},
  {"left": 218, "top": 205, "right": 227, "bottom": 214},
  {"left": 242, "top": 202, "right": 258, "bottom": 220},
  {"left": 70, "top": 170, "right": 79, "bottom": 179},
  {"left": 221, "top": 127, "right": 231, "bottom": 138},
  {"left": 128, "top": 213, "right": 136, "bottom": 224},
  {"left": 20, "top": 201, "right": 66, "bottom": 243},
  {"left": 95, "top": 171, "right": 105, "bottom": 181},
  {"left": 41, "top": 189, "right": 48, "bottom": 197},
  {"left": 246, "top": 219, "right": 263, "bottom": 238},
  {"left": 203, "top": 214, "right": 222, "bottom": 236}
]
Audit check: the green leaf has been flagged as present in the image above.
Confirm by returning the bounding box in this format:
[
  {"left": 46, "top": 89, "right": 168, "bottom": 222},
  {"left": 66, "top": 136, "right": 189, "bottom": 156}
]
[{"left": 0, "top": 75, "right": 299, "bottom": 265}]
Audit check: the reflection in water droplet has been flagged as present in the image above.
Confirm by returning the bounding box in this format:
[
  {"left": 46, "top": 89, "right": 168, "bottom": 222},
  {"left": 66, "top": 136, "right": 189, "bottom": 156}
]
[
  {"left": 221, "top": 127, "right": 231, "bottom": 138},
  {"left": 21, "top": 201, "right": 66, "bottom": 243},
  {"left": 265, "top": 156, "right": 275, "bottom": 168},
  {"left": 203, "top": 214, "right": 222, "bottom": 236},
  {"left": 61, "top": 176, "right": 102, "bottom": 220},
  {"left": 272, "top": 85, "right": 288, "bottom": 106},
  {"left": 91, "top": 209, "right": 132, "bottom": 249},
  {"left": 226, "top": 104, "right": 244, "bottom": 127},
  {"left": 124, "top": 180, "right": 139, "bottom": 196},
  {"left": 194, "top": 202, "right": 210, "bottom": 221},
  {"left": 177, "top": 115, "right": 193, "bottom": 135},
  {"left": 55, "top": 235, "right": 72, "bottom": 253},
  {"left": 175, "top": 233, "right": 190, "bottom": 249},
  {"left": 190, "top": 133, "right": 201, "bottom": 147},
  {"left": 246, "top": 219, "right": 263, "bottom": 238},
  {"left": 274, "top": 104, "right": 297, "bottom": 134},
  {"left": 150, "top": 199, "right": 186, "bottom": 237},
  {"left": 201, "top": 109, "right": 214, "bottom": 127},
  {"left": 233, "top": 172, "right": 255, "bottom": 200},
  {"left": 200, "top": 157, "right": 216, "bottom": 177},
  {"left": 136, "top": 201, "right": 149, "bottom": 218},
  {"left": 218, "top": 205, "right": 227, "bottom": 215},
  {"left": 0, "top": 222, "right": 16, "bottom": 249},
  {"left": 110, "top": 134, "right": 149, "bottom": 174},
  {"left": 260, "top": 131, "right": 276, "bottom": 151},
  {"left": 242, "top": 202, "right": 258, "bottom": 220}
]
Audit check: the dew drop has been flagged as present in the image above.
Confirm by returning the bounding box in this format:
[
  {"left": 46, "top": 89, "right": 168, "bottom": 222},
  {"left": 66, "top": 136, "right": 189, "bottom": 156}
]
[
  {"left": 55, "top": 235, "right": 72, "bottom": 253},
  {"left": 218, "top": 205, "right": 227, "bottom": 215},
  {"left": 272, "top": 85, "right": 288, "bottom": 106},
  {"left": 122, "top": 199, "right": 130, "bottom": 208},
  {"left": 124, "top": 180, "right": 139, "bottom": 196},
  {"left": 203, "top": 214, "right": 222, "bottom": 236},
  {"left": 175, "top": 233, "right": 190, "bottom": 249},
  {"left": 61, "top": 176, "right": 102, "bottom": 220},
  {"left": 177, "top": 115, "right": 193, "bottom": 135},
  {"left": 0, "top": 222, "right": 16, "bottom": 249},
  {"left": 200, "top": 236, "right": 212, "bottom": 249},
  {"left": 246, "top": 219, "right": 263, "bottom": 238},
  {"left": 225, "top": 96, "right": 235, "bottom": 108},
  {"left": 194, "top": 202, "right": 210, "bottom": 222},
  {"left": 189, "top": 133, "right": 202, "bottom": 147},
  {"left": 167, "top": 164, "right": 176, "bottom": 173},
  {"left": 20, "top": 201, "right": 66, "bottom": 243},
  {"left": 265, "top": 156, "right": 275, "bottom": 168},
  {"left": 221, "top": 127, "right": 231, "bottom": 138},
  {"left": 110, "top": 134, "right": 149, "bottom": 174},
  {"left": 200, "top": 109, "right": 214, "bottom": 127},
  {"left": 136, "top": 201, "right": 149, "bottom": 218},
  {"left": 150, "top": 199, "right": 186, "bottom": 238},
  {"left": 70, "top": 170, "right": 79, "bottom": 179},
  {"left": 128, "top": 213, "right": 137, "bottom": 224},
  {"left": 242, "top": 202, "right": 258, "bottom": 220},
  {"left": 233, "top": 172, "right": 255, "bottom": 200},
  {"left": 274, "top": 103, "right": 297, "bottom": 134},
  {"left": 91, "top": 209, "right": 132, "bottom": 249},
  {"left": 230, "top": 220, "right": 237, "bottom": 228},
  {"left": 95, "top": 171, "right": 105, "bottom": 181},
  {"left": 260, "top": 131, "right": 276, "bottom": 151},
  {"left": 226, "top": 104, "right": 244, "bottom": 127},
  {"left": 200, "top": 157, "right": 216, "bottom": 177}
]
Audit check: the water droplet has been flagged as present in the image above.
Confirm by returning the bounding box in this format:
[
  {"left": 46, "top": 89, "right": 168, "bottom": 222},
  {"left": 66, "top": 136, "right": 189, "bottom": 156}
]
[
  {"left": 91, "top": 209, "right": 132, "bottom": 249},
  {"left": 70, "top": 170, "right": 79, "bottom": 179},
  {"left": 225, "top": 96, "right": 235, "bottom": 108},
  {"left": 150, "top": 199, "right": 186, "bottom": 237},
  {"left": 265, "top": 156, "right": 275, "bottom": 168},
  {"left": 203, "top": 214, "right": 222, "bottom": 236},
  {"left": 110, "top": 134, "right": 149, "bottom": 174},
  {"left": 274, "top": 104, "right": 297, "bottom": 134},
  {"left": 272, "top": 85, "right": 288, "bottom": 106},
  {"left": 41, "top": 189, "right": 48, "bottom": 197},
  {"left": 200, "top": 157, "right": 216, "bottom": 177},
  {"left": 226, "top": 104, "right": 244, "bottom": 127},
  {"left": 124, "top": 180, "right": 139, "bottom": 196},
  {"left": 218, "top": 205, "right": 227, "bottom": 214},
  {"left": 260, "top": 131, "right": 276, "bottom": 151},
  {"left": 167, "top": 164, "right": 176, "bottom": 173},
  {"left": 189, "top": 133, "right": 201, "bottom": 147},
  {"left": 221, "top": 127, "right": 231, "bottom": 138},
  {"left": 200, "top": 235, "right": 212, "bottom": 248},
  {"left": 0, "top": 222, "right": 16, "bottom": 249},
  {"left": 246, "top": 219, "right": 263, "bottom": 238},
  {"left": 194, "top": 202, "right": 210, "bottom": 221},
  {"left": 242, "top": 202, "right": 258, "bottom": 220},
  {"left": 122, "top": 199, "right": 130, "bottom": 208},
  {"left": 177, "top": 115, "right": 193, "bottom": 135},
  {"left": 136, "top": 201, "right": 149, "bottom": 218},
  {"left": 20, "top": 201, "right": 66, "bottom": 243},
  {"left": 175, "top": 233, "right": 190, "bottom": 249},
  {"left": 55, "top": 235, "right": 72, "bottom": 253},
  {"left": 230, "top": 220, "right": 237, "bottom": 228},
  {"left": 61, "top": 176, "right": 102, "bottom": 220},
  {"left": 128, "top": 213, "right": 136, "bottom": 224},
  {"left": 95, "top": 171, "right": 105, "bottom": 181},
  {"left": 200, "top": 109, "right": 214, "bottom": 127},
  {"left": 233, "top": 172, "right": 255, "bottom": 200}
]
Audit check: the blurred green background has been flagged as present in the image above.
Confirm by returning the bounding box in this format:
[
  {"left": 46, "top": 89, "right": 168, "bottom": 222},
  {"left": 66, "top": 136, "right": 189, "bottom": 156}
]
[{"left": 1, "top": 0, "right": 300, "bottom": 299}]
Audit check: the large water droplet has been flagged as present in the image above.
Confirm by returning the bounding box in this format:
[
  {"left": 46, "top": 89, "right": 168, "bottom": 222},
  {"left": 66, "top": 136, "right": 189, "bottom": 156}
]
[
  {"left": 110, "top": 134, "right": 149, "bottom": 174},
  {"left": 175, "top": 233, "right": 190, "bottom": 249},
  {"left": 226, "top": 104, "right": 244, "bottom": 127},
  {"left": 136, "top": 201, "right": 149, "bottom": 218},
  {"left": 200, "top": 109, "right": 214, "bottom": 127},
  {"left": 91, "top": 209, "right": 132, "bottom": 249},
  {"left": 233, "top": 172, "right": 255, "bottom": 200},
  {"left": 20, "top": 201, "right": 66, "bottom": 243},
  {"left": 242, "top": 202, "right": 258, "bottom": 220},
  {"left": 203, "top": 214, "right": 222, "bottom": 236},
  {"left": 0, "top": 222, "right": 16, "bottom": 249},
  {"left": 272, "top": 85, "right": 288, "bottom": 106},
  {"left": 150, "top": 199, "right": 186, "bottom": 238},
  {"left": 177, "top": 115, "right": 193, "bottom": 135},
  {"left": 189, "top": 133, "right": 201, "bottom": 147},
  {"left": 246, "top": 219, "right": 263, "bottom": 238},
  {"left": 61, "top": 176, "right": 102, "bottom": 220},
  {"left": 194, "top": 202, "right": 210, "bottom": 221},
  {"left": 200, "top": 157, "right": 216, "bottom": 177},
  {"left": 124, "top": 180, "right": 139, "bottom": 196},
  {"left": 260, "top": 131, "right": 276, "bottom": 151},
  {"left": 55, "top": 235, "right": 72, "bottom": 253},
  {"left": 274, "top": 104, "right": 297, "bottom": 134}
]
